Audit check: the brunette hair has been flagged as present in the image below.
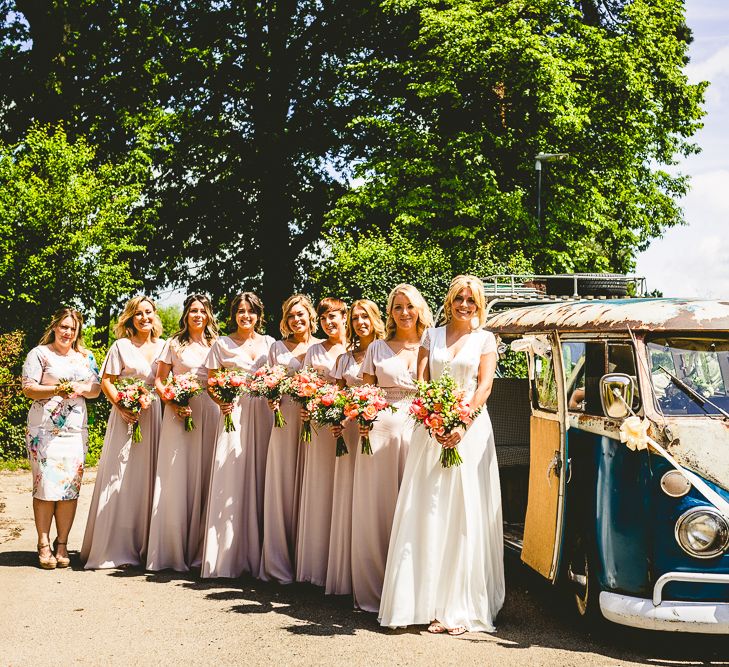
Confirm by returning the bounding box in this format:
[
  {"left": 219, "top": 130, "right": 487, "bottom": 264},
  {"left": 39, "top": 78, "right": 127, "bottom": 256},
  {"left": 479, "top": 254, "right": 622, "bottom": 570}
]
[
  {"left": 384, "top": 284, "right": 433, "bottom": 341},
  {"left": 441, "top": 275, "right": 487, "bottom": 327},
  {"left": 172, "top": 293, "right": 219, "bottom": 346},
  {"left": 316, "top": 297, "right": 347, "bottom": 318},
  {"left": 229, "top": 292, "right": 266, "bottom": 334},
  {"left": 279, "top": 294, "right": 317, "bottom": 338},
  {"left": 346, "top": 299, "right": 385, "bottom": 351},
  {"left": 38, "top": 307, "right": 86, "bottom": 353},
  {"left": 113, "top": 296, "right": 163, "bottom": 340}
]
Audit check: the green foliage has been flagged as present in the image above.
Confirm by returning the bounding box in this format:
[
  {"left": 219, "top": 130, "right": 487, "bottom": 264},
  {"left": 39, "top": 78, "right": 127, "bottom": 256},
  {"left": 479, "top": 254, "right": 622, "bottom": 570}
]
[
  {"left": 308, "top": 228, "right": 532, "bottom": 312},
  {"left": 0, "top": 330, "right": 30, "bottom": 463},
  {"left": 0, "top": 124, "right": 152, "bottom": 343},
  {"left": 157, "top": 305, "right": 182, "bottom": 339}
]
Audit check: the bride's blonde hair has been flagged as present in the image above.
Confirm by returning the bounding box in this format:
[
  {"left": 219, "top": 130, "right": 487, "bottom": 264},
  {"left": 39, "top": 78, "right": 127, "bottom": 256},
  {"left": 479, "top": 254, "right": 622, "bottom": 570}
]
[{"left": 441, "top": 275, "right": 487, "bottom": 327}]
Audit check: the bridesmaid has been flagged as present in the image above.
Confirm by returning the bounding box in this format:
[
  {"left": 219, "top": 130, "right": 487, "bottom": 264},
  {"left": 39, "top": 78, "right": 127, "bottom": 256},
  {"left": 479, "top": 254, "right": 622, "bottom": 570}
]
[
  {"left": 325, "top": 299, "right": 385, "bottom": 596},
  {"left": 21, "top": 308, "right": 100, "bottom": 569},
  {"left": 259, "top": 294, "right": 320, "bottom": 583},
  {"left": 82, "top": 296, "right": 165, "bottom": 569},
  {"left": 146, "top": 294, "right": 219, "bottom": 572},
  {"left": 355, "top": 284, "right": 433, "bottom": 611},
  {"left": 296, "top": 297, "right": 348, "bottom": 586},
  {"left": 201, "top": 292, "right": 275, "bottom": 578}
]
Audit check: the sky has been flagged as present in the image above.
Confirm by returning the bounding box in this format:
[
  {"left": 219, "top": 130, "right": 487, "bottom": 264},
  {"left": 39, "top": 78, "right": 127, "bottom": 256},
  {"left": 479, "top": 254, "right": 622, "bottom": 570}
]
[{"left": 635, "top": 0, "right": 729, "bottom": 298}]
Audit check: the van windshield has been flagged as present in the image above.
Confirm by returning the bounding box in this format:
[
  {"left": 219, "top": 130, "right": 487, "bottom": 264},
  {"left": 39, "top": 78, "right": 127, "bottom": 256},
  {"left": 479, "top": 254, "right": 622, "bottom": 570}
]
[{"left": 647, "top": 336, "right": 729, "bottom": 416}]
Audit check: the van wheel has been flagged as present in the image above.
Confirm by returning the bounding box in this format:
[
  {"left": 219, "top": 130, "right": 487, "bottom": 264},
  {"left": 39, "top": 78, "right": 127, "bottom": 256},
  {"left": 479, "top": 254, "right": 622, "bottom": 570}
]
[{"left": 567, "top": 537, "right": 601, "bottom": 621}]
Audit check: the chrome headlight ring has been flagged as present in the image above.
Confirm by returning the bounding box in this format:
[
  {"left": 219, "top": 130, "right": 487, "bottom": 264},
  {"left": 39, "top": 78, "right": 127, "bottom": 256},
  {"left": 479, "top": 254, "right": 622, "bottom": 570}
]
[{"left": 675, "top": 507, "right": 729, "bottom": 559}]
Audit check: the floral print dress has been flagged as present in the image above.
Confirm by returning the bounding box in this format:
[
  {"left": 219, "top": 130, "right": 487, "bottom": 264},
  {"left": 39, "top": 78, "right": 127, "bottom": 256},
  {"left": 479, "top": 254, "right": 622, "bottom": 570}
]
[{"left": 21, "top": 345, "right": 99, "bottom": 500}]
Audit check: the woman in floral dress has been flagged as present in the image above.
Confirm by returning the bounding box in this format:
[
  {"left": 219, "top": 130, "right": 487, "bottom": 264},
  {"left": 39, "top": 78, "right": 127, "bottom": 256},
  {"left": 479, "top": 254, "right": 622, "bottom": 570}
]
[{"left": 22, "top": 307, "right": 100, "bottom": 569}]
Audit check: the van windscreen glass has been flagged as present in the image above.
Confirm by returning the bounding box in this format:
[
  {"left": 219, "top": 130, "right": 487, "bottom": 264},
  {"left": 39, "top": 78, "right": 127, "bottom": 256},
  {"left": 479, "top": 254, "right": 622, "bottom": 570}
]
[{"left": 647, "top": 336, "right": 729, "bottom": 416}]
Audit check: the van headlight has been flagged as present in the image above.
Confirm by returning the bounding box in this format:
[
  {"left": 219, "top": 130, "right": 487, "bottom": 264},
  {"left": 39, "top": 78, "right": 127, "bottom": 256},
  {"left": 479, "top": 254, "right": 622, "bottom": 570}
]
[{"left": 675, "top": 508, "right": 729, "bottom": 559}]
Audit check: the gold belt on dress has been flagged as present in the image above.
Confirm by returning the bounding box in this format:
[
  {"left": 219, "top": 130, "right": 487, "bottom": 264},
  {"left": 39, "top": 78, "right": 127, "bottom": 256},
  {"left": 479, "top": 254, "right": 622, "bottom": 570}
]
[{"left": 383, "top": 387, "right": 416, "bottom": 403}]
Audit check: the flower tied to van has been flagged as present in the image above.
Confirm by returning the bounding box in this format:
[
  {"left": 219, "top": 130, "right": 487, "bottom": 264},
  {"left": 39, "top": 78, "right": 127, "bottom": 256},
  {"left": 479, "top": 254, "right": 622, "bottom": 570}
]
[
  {"left": 162, "top": 372, "right": 204, "bottom": 432},
  {"left": 343, "top": 384, "right": 396, "bottom": 455},
  {"left": 619, "top": 415, "right": 650, "bottom": 451},
  {"left": 308, "top": 383, "right": 349, "bottom": 456},
  {"left": 207, "top": 369, "right": 247, "bottom": 432},
  {"left": 114, "top": 377, "right": 156, "bottom": 443},
  {"left": 411, "top": 371, "right": 479, "bottom": 468},
  {"left": 246, "top": 364, "right": 290, "bottom": 428},
  {"left": 285, "top": 367, "right": 325, "bottom": 443}
]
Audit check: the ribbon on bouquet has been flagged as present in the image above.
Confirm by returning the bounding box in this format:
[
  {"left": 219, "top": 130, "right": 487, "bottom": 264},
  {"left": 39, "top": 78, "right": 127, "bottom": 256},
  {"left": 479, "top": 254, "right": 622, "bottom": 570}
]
[{"left": 619, "top": 414, "right": 729, "bottom": 521}]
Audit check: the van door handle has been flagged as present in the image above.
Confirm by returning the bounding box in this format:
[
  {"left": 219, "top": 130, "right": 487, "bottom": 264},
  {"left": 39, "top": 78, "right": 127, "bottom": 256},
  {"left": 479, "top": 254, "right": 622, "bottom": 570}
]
[{"left": 546, "top": 451, "right": 562, "bottom": 487}]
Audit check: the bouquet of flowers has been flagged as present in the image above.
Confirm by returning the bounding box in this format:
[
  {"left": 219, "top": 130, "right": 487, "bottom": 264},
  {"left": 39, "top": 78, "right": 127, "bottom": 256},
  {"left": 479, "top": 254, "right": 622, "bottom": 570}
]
[
  {"left": 308, "top": 384, "right": 349, "bottom": 456},
  {"left": 284, "top": 367, "right": 325, "bottom": 443},
  {"left": 343, "top": 384, "right": 396, "bottom": 455},
  {"left": 207, "top": 368, "right": 247, "bottom": 432},
  {"left": 162, "top": 372, "right": 204, "bottom": 432},
  {"left": 246, "top": 364, "right": 290, "bottom": 428},
  {"left": 410, "top": 371, "right": 478, "bottom": 468},
  {"left": 56, "top": 378, "right": 78, "bottom": 399},
  {"left": 114, "top": 377, "right": 156, "bottom": 443}
]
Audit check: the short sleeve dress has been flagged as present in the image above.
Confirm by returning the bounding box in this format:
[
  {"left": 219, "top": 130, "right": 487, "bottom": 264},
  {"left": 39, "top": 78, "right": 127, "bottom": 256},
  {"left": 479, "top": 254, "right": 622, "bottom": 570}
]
[
  {"left": 259, "top": 339, "right": 310, "bottom": 583},
  {"left": 81, "top": 337, "right": 165, "bottom": 569},
  {"left": 201, "top": 334, "right": 275, "bottom": 578},
  {"left": 146, "top": 338, "right": 220, "bottom": 572},
  {"left": 21, "top": 345, "right": 99, "bottom": 500},
  {"left": 379, "top": 327, "right": 505, "bottom": 632},
  {"left": 352, "top": 339, "right": 417, "bottom": 612},
  {"left": 324, "top": 351, "right": 363, "bottom": 596},
  {"left": 296, "top": 342, "right": 345, "bottom": 586}
]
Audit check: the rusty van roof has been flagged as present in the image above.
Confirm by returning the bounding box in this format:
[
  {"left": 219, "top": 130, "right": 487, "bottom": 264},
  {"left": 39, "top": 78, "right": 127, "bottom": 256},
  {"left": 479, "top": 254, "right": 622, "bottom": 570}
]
[{"left": 485, "top": 298, "right": 729, "bottom": 335}]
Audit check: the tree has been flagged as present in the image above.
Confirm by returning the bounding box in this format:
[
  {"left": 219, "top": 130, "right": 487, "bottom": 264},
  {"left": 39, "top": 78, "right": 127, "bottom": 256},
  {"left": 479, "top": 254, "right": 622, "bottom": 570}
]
[
  {"left": 328, "top": 0, "right": 707, "bottom": 275},
  {"left": 0, "top": 124, "right": 151, "bottom": 343}
]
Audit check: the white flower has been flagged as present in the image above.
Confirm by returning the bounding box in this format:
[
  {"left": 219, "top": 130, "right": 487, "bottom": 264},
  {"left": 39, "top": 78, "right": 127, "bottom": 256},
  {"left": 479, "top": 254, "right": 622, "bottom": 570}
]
[{"left": 619, "top": 415, "right": 650, "bottom": 452}]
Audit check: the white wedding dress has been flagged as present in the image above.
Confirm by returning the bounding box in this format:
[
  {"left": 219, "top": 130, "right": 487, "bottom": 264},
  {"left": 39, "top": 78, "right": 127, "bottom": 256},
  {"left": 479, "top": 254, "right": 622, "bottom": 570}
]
[{"left": 378, "top": 326, "right": 505, "bottom": 632}]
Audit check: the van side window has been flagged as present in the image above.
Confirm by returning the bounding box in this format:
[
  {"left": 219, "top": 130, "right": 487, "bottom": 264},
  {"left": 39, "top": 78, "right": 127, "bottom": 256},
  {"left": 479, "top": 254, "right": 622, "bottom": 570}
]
[
  {"left": 608, "top": 343, "right": 641, "bottom": 411},
  {"left": 534, "top": 352, "right": 558, "bottom": 411},
  {"left": 561, "top": 341, "right": 606, "bottom": 413}
]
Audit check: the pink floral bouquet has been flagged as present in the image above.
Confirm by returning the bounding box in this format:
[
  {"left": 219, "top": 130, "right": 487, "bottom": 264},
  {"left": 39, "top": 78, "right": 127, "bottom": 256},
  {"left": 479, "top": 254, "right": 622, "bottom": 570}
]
[
  {"left": 410, "top": 372, "right": 478, "bottom": 468},
  {"left": 246, "top": 364, "right": 290, "bottom": 428},
  {"left": 162, "top": 372, "right": 204, "bottom": 432},
  {"left": 207, "top": 368, "right": 247, "bottom": 432},
  {"left": 343, "top": 384, "right": 395, "bottom": 455},
  {"left": 114, "top": 377, "right": 156, "bottom": 443},
  {"left": 284, "top": 367, "right": 325, "bottom": 443},
  {"left": 308, "top": 384, "right": 349, "bottom": 456}
]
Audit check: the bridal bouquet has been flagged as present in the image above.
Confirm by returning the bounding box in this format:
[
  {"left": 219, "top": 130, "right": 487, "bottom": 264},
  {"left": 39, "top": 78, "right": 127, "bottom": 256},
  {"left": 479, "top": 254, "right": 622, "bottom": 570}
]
[
  {"left": 284, "top": 367, "right": 325, "bottom": 443},
  {"left": 343, "top": 384, "right": 395, "bottom": 455},
  {"left": 207, "top": 368, "right": 247, "bottom": 432},
  {"left": 246, "top": 364, "right": 290, "bottom": 428},
  {"left": 114, "top": 377, "right": 156, "bottom": 443},
  {"left": 308, "top": 384, "right": 349, "bottom": 456},
  {"left": 410, "top": 372, "right": 478, "bottom": 468},
  {"left": 162, "top": 372, "right": 204, "bottom": 432}
]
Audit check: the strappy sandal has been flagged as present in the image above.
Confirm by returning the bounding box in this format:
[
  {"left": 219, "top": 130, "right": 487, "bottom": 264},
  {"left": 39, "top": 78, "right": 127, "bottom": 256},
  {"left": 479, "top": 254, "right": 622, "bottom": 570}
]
[
  {"left": 427, "top": 621, "right": 447, "bottom": 634},
  {"left": 53, "top": 538, "right": 70, "bottom": 568},
  {"left": 37, "top": 542, "right": 57, "bottom": 570},
  {"left": 447, "top": 626, "right": 467, "bottom": 636}
]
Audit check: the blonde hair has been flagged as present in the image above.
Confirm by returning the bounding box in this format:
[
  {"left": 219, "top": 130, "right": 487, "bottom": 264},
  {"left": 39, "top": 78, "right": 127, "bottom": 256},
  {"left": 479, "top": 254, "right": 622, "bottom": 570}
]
[
  {"left": 113, "top": 296, "right": 163, "bottom": 340},
  {"left": 346, "top": 299, "right": 385, "bottom": 351},
  {"left": 172, "top": 293, "right": 219, "bottom": 347},
  {"left": 384, "top": 284, "right": 433, "bottom": 341},
  {"left": 39, "top": 307, "right": 86, "bottom": 353},
  {"left": 279, "top": 294, "right": 318, "bottom": 338},
  {"left": 442, "top": 275, "right": 487, "bottom": 327}
]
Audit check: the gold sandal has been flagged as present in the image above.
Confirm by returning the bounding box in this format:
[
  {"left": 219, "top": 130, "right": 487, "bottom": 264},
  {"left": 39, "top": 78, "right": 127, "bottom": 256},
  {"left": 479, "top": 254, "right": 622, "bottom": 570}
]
[
  {"left": 53, "top": 538, "right": 70, "bottom": 568},
  {"left": 38, "top": 542, "right": 57, "bottom": 570}
]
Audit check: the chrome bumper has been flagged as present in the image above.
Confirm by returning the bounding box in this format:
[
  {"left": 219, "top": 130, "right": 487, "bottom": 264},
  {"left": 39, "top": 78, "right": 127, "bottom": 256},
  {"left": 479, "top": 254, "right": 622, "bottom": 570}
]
[{"left": 600, "top": 572, "right": 729, "bottom": 633}]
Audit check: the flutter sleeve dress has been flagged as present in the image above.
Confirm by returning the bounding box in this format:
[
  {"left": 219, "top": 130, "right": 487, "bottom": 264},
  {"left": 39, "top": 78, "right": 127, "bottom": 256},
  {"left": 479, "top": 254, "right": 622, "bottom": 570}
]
[
  {"left": 21, "top": 345, "right": 99, "bottom": 501},
  {"left": 378, "top": 327, "right": 505, "bottom": 632},
  {"left": 146, "top": 338, "right": 220, "bottom": 572},
  {"left": 201, "top": 334, "right": 275, "bottom": 578},
  {"left": 81, "top": 337, "right": 165, "bottom": 569},
  {"left": 351, "top": 338, "right": 416, "bottom": 612}
]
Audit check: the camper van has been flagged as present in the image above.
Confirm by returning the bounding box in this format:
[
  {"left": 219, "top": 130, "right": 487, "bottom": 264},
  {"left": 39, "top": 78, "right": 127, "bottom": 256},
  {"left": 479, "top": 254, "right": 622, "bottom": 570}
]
[{"left": 484, "top": 275, "right": 729, "bottom": 633}]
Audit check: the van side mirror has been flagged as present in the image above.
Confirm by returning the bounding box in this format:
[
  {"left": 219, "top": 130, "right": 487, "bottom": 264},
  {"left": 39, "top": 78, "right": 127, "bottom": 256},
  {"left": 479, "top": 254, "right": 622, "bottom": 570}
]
[{"left": 600, "top": 373, "right": 635, "bottom": 419}]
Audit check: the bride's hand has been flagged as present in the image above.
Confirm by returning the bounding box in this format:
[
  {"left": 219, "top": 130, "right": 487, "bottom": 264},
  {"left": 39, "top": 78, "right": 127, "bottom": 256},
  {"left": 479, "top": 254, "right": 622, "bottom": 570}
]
[{"left": 435, "top": 427, "right": 464, "bottom": 449}]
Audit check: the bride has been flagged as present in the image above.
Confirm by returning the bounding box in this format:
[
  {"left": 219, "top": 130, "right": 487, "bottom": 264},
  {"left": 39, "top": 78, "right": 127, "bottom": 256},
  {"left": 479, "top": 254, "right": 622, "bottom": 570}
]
[{"left": 378, "top": 275, "right": 505, "bottom": 635}]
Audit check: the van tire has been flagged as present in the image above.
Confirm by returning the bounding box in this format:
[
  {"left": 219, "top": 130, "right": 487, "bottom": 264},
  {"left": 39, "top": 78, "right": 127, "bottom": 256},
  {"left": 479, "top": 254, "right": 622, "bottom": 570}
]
[
  {"left": 566, "top": 535, "right": 603, "bottom": 624},
  {"left": 545, "top": 274, "right": 629, "bottom": 298}
]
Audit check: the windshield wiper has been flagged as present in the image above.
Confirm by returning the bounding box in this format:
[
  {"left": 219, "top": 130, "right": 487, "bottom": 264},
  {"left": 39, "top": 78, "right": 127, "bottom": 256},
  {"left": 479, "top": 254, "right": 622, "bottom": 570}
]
[{"left": 658, "top": 365, "right": 729, "bottom": 420}]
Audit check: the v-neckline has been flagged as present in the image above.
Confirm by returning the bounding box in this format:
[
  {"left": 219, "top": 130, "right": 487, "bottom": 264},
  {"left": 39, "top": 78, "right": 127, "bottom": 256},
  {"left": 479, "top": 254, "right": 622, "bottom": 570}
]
[
  {"left": 382, "top": 340, "right": 417, "bottom": 376},
  {"left": 441, "top": 327, "right": 474, "bottom": 363},
  {"left": 128, "top": 338, "right": 160, "bottom": 368}
]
